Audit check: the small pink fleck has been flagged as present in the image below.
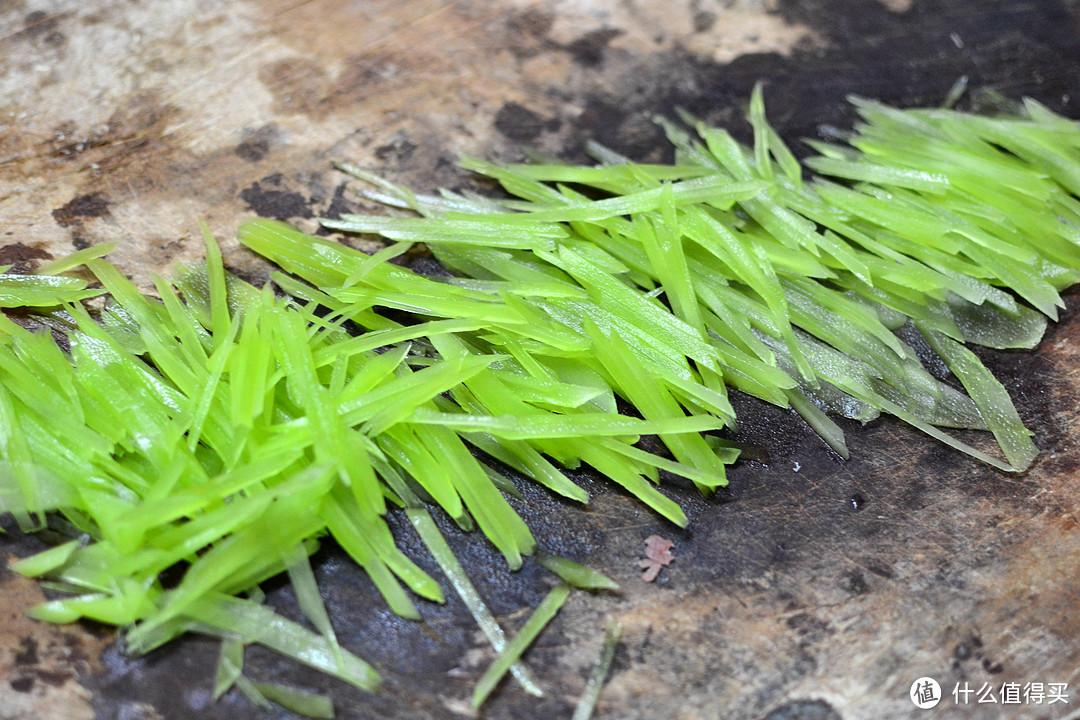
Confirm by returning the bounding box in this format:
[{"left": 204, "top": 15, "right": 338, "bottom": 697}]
[{"left": 639, "top": 534, "right": 674, "bottom": 582}]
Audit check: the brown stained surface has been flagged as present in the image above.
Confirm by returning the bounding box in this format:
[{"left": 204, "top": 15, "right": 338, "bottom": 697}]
[
  {"left": 0, "top": 0, "right": 813, "bottom": 287},
  {"left": 0, "top": 558, "right": 110, "bottom": 720},
  {"left": 581, "top": 304, "right": 1080, "bottom": 720},
  {"left": 2, "top": 1, "right": 1080, "bottom": 719}
]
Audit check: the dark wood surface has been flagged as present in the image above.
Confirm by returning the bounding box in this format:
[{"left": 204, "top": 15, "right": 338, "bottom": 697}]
[{"left": 2, "top": 1, "right": 1080, "bottom": 719}]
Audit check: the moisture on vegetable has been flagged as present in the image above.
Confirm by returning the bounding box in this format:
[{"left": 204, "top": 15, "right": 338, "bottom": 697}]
[{"left": 2, "top": 88, "right": 1079, "bottom": 714}]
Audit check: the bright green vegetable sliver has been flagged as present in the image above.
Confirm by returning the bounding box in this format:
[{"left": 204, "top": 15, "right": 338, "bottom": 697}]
[
  {"left": 495, "top": 162, "right": 712, "bottom": 185},
  {"left": 214, "top": 638, "right": 245, "bottom": 700},
  {"left": 540, "top": 246, "right": 723, "bottom": 371},
  {"left": 225, "top": 672, "right": 268, "bottom": 711},
  {"left": 407, "top": 408, "right": 722, "bottom": 439},
  {"left": 572, "top": 618, "right": 623, "bottom": 720},
  {"left": 785, "top": 389, "right": 850, "bottom": 459},
  {"left": 378, "top": 424, "right": 465, "bottom": 519},
  {"left": 596, "top": 436, "right": 735, "bottom": 483},
  {"left": 182, "top": 311, "right": 239, "bottom": 452},
  {"left": 919, "top": 327, "right": 1037, "bottom": 471},
  {"left": 681, "top": 209, "right": 803, "bottom": 364},
  {"left": 356, "top": 356, "right": 497, "bottom": 436},
  {"left": 284, "top": 544, "right": 345, "bottom": 667},
  {"left": 464, "top": 429, "right": 589, "bottom": 503},
  {"left": 0, "top": 274, "right": 102, "bottom": 307},
  {"left": 12, "top": 539, "right": 81, "bottom": 577},
  {"left": 319, "top": 494, "right": 423, "bottom": 618},
  {"left": 750, "top": 82, "right": 774, "bottom": 183},
  {"left": 576, "top": 443, "right": 688, "bottom": 526},
  {"left": 471, "top": 582, "right": 571, "bottom": 709},
  {"left": 182, "top": 594, "right": 380, "bottom": 692},
  {"left": 583, "top": 321, "right": 729, "bottom": 490},
  {"left": 0, "top": 385, "right": 44, "bottom": 530},
  {"left": 805, "top": 156, "right": 951, "bottom": 192},
  {"left": 251, "top": 683, "right": 335, "bottom": 719},
  {"left": 144, "top": 482, "right": 330, "bottom": 628},
  {"left": 869, "top": 391, "right": 1015, "bottom": 472},
  {"left": 152, "top": 275, "right": 209, "bottom": 366},
  {"left": 406, "top": 506, "right": 543, "bottom": 696},
  {"left": 34, "top": 242, "right": 118, "bottom": 276},
  {"left": 340, "top": 496, "right": 444, "bottom": 603},
  {"left": 201, "top": 222, "right": 232, "bottom": 340},
  {"left": 536, "top": 554, "right": 618, "bottom": 590},
  {"left": 274, "top": 309, "right": 383, "bottom": 516},
  {"left": 420, "top": 425, "right": 535, "bottom": 569},
  {"left": 444, "top": 175, "right": 768, "bottom": 224}
]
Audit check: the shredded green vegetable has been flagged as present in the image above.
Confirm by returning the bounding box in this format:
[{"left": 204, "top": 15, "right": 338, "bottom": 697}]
[
  {"left": 320, "top": 87, "right": 1079, "bottom": 476},
  {"left": 535, "top": 553, "right": 619, "bottom": 591},
  {"left": 251, "top": 683, "right": 336, "bottom": 719},
  {"left": 2, "top": 89, "right": 1079, "bottom": 712},
  {"left": 471, "top": 582, "right": 572, "bottom": 709},
  {"left": 572, "top": 618, "right": 623, "bottom": 720}
]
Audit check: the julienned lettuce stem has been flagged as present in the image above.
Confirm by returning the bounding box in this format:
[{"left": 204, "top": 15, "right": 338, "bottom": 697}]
[
  {"left": 1, "top": 90, "right": 1078, "bottom": 713},
  {"left": 0, "top": 223, "right": 642, "bottom": 707},
  {"left": 326, "top": 86, "right": 1076, "bottom": 476}
]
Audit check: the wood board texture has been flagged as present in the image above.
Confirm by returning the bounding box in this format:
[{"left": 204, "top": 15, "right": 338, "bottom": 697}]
[{"left": 1, "top": 1, "right": 1079, "bottom": 719}]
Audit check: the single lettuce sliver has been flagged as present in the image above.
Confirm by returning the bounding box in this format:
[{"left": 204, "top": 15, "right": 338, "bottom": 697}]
[
  {"left": 536, "top": 554, "right": 618, "bottom": 591},
  {"left": 572, "top": 618, "right": 623, "bottom": 720},
  {"left": 406, "top": 408, "right": 723, "bottom": 439},
  {"left": 181, "top": 594, "right": 380, "bottom": 692},
  {"left": 251, "top": 683, "right": 336, "bottom": 719},
  {"left": 213, "top": 638, "right": 245, "bottom": 701},
  {"left": 406, "top": 506, "right": 543, "bottom": 697},
  {"left": 919, "top": 327, "right": 1037, "bottom": 471},
  {"left": 11, "top": 539, "right": 82, "bottom": 578},
  {"left": 0, "top": 274, "right": 102, "bottom": 307},
  {"left": 471, "top": 582, "right": 571, "bottom": 709}
]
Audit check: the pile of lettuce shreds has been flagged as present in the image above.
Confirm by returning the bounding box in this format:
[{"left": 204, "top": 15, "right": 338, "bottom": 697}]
[{"left": 2, "top": 87, "right": 1080, "bottom": 716}]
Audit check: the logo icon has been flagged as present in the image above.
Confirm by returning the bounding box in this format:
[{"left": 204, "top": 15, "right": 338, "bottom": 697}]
[{"left": 910, "top": 677, "right": 942, "bottom": 709}]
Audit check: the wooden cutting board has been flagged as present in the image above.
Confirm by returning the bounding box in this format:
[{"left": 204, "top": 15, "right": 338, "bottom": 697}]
[{"left": 2, "top": 1, "right": 1079, "bottom": 718}]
